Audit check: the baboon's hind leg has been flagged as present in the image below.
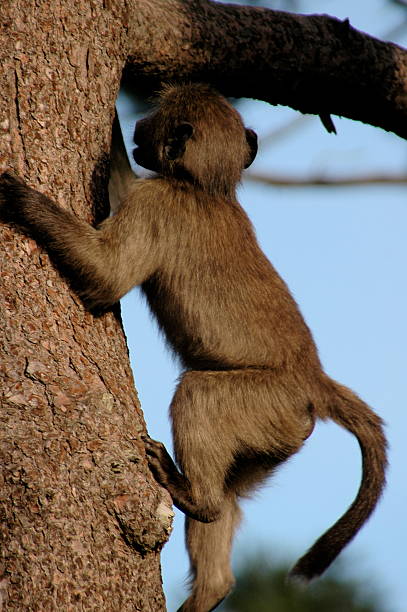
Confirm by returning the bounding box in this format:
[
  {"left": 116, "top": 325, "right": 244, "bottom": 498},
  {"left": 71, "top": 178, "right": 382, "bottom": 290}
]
[{"left": 178, "top": 496, "right": 241, "bottom": 612}]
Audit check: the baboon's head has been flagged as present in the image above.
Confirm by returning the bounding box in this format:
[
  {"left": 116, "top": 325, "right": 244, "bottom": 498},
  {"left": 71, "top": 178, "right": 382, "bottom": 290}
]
[{"left": 133, "top": 83, "right": 258, "bottom": 196}]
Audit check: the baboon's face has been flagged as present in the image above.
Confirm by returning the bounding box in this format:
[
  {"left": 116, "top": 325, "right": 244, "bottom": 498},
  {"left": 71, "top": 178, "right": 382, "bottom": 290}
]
[{"left": 133, "top": 115, "right": 163, "bottom": 172}]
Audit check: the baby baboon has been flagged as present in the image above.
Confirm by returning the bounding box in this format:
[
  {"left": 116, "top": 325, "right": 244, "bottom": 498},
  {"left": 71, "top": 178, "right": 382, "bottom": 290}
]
[{"left": 0, "top": 83, "right": 387, "bottom": 612}]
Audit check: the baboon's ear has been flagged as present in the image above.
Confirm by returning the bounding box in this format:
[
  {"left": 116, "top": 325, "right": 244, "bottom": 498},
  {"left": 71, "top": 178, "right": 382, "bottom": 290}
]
[
  {"left": 164, "top": 122, "right": 194, "bottom": 161},
  {"left": 244, "top": 128, "right": 258, "bottom": 169}
]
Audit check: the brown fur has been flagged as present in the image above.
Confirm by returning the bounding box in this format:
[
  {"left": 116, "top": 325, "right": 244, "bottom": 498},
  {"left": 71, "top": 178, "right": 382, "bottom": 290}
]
[{"left": 0, "top": 83, "right": 387, "bottom": 612}]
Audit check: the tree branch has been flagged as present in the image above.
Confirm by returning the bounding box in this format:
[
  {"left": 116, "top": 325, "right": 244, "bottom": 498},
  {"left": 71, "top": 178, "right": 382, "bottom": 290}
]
[
  {"left": 260, "top": 115, "right": 313, "bottom": 147},
  {"left": 245, "top": 171, "right": 407, "bottom": 187},
  {"left": 126, "top": 0, "right": 407, "bottom": 140}
]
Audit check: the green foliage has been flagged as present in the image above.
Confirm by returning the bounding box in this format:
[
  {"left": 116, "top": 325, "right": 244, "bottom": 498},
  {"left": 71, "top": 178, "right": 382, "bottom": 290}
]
[{"left": 219, "top": 556, "right": 384, "bottom": 612}]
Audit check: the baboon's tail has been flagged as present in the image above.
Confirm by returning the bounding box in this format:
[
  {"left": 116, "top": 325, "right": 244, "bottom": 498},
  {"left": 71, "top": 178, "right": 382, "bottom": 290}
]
[{"left": 289, "top": 378, "right": 387, "bottom": 581}]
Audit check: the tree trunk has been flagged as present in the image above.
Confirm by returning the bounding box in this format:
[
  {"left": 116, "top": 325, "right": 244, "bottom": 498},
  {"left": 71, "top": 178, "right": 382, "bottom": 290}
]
[{"left": 0, "top": 1, "right": 172, "bottom": 609}]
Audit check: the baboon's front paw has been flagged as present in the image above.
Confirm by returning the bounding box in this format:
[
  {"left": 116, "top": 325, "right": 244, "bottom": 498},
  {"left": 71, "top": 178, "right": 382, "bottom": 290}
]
[
  {"left": 0, "top": 172, "right": 27, "bottom": 195},
  {"left": 0, "top": 172, "right": 28, "bottom": 222}
]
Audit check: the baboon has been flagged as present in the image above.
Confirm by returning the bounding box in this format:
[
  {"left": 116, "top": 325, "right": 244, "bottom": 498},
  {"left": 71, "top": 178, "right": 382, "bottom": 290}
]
[{"left": 0, "top": 83, "right": 387, "bottom": 612}]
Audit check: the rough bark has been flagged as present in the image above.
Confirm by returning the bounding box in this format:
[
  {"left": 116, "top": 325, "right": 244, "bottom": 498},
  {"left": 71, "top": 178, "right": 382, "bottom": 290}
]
[
  {"left": 0, "top": 1, "right": 172, "bottom": 610},
  {"left": 0, "top": 0, "right": 405, "bottom": 610}
]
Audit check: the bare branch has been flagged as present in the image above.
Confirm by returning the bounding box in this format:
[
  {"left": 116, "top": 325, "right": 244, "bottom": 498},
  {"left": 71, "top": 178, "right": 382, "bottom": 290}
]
[
  {"left": 127, "top": 0, "right": 407, "bottom": 140},
  {"left": 259, "top": 115, "right": 313, "bottom": 147},
  {"left": 245, "top": 172, "right": 407, "bottom": 187}
]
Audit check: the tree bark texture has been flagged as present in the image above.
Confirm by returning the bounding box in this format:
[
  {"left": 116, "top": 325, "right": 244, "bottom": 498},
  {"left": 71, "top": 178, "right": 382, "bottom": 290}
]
[
  {"left": 0, "top": 1, "right": 172, "bottom": 610},
  {"left": 0, "top": 0, "right": 405, "bottom": 610}
]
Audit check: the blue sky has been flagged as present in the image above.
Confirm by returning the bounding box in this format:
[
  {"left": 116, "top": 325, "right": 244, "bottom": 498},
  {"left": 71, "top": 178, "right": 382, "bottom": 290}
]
[{"left": 118, "top": 2, "right": 406, "bottom": 609}]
